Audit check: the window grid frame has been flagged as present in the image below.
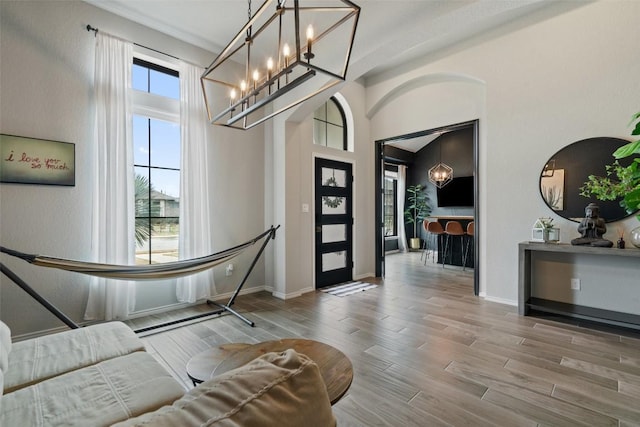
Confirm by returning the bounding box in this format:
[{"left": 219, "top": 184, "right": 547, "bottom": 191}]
[
  {"left": 313, "top": 97, "right": 347, "bottom": 151},
  {"left": 132, "top": 58, "right": 180, "bottom": 265}
]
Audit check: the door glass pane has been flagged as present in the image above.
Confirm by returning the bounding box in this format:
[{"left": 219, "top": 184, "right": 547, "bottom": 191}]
[
  {"left": 321, "top": 167, "right": 346, "bottom": 188},
  {"left": 322, "top": 197, "right": 346, "bottom": 214},
  {"left": 383, "top": 177, "right": 397, "bottom": 236},
  {"left": 322, "top": 224, "right": 346, "bottom": 243},
  {"left": 322, "top": 251, "right": 346, "bottom": 272}
]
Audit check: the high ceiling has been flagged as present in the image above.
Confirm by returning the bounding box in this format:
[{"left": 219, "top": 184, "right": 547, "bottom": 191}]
[{"left": 84, "top": 0, "right": 563, "bottom": 82}]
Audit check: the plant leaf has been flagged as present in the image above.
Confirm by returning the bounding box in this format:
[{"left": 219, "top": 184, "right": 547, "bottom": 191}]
[
  {"left": 622, "top": 187, "right": 640, "bottom": 214},
  {"left": 613, "top": 140, "right": 640, "bottom": 159}
]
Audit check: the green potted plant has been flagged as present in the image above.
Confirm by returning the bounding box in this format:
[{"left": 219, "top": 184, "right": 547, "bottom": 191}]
[
  {"left": 580, "top": 111, "right": 640, "bottom": 247},
  {"left": 404, "top": 184, "right": 431, "bottom": 249}
]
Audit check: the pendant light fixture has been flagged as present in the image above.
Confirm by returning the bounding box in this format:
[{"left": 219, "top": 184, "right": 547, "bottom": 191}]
[
  {"left": 428, "top": 137, "right": 453, "bottom": 188},
  {"left": 201, "top": 0, "right": 360, "bottom": 130}
]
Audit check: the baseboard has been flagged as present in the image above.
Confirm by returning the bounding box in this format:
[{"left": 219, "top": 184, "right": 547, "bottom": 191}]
[
  {"left": 481, "top": 293, "right": 517, "bottom": 307},
  {"left": 127, "top": 285, "right": 267, "bottom": 320},
  {"left": 270, "top": 289, "right": 305, "bottom": 300},
  {"left": 354, "top": 272, "right": 375, "bottom": 281},
  {"left": 208, "top": 285, "right": 266, "bottom": 302},
  {"left": 127, "top": 301, "right": 195, "bottom": 320}
]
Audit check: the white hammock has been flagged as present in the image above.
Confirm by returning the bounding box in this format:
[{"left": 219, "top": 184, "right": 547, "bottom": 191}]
[
  {"left": 0, "top": 227, "right": 276, "bottom": 280},
  {"left": 1, "top": 226, "right": 279, "bottom": 330}
]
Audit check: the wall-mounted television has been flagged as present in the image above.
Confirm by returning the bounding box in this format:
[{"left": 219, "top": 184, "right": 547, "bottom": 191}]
[{"left": 437, "top": 176, "right": 474, "bottom": 207}]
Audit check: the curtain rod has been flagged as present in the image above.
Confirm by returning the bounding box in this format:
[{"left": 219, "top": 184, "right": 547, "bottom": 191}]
[{"left": 86, "top": 24, "right": 205, "bottom": 69}]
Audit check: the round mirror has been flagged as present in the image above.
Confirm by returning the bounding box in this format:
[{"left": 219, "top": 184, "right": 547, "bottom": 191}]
[{"left": 539, "top": 137, "right": 633, "bottom": 223}]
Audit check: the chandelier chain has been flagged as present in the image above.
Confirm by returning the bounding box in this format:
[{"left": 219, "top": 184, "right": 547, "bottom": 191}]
[{"left": 248, "top": 0, "right": 251, "bottom": 20}]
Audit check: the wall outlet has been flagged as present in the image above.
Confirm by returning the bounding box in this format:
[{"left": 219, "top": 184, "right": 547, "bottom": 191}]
[
  {"left": 570, "top": 278, "right": 581, "bottom": 290},
  {"left": 225, "top": 264, "right": 234, "bottom": 276}
]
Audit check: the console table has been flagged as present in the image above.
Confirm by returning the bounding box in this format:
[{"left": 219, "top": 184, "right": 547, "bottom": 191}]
[{"left": 519, "top": 242, "right": 640, "bottom": 330}]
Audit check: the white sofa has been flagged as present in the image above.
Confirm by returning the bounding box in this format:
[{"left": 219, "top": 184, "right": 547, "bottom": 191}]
[{"left": 0, "top": 320, "right": 336, "bottom": 426}]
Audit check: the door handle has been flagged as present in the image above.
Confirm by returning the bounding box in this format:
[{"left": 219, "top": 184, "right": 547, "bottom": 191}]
[{"left": 316, "top": 226, "right": 322, "bottom": 233}]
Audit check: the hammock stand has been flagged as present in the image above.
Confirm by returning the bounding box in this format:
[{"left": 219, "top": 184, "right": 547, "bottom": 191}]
[{"left": 0, "top": 225, "right": 279, "bottom": 333}]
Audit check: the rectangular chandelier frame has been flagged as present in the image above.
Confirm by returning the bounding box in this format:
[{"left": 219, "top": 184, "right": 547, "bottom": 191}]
[{"left": 201, "top": 0, "right": 360, "bottom": 130}]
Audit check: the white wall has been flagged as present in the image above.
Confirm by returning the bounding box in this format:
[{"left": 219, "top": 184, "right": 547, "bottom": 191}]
[
  {"left": 0, "top": 1, "right": 265, "bottom": 336},
  {"left": 272, "top": 79, "right": 374, "bottom": 297},
  {"left": 364, "top": 1, "right": 640, "bottom": 304}
]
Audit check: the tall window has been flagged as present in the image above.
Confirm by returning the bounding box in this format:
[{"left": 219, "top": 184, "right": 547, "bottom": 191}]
[
  {"left": 383, "top": 173, "right": 397, "bottom": 237},
  {"left": 313, "top": 97, "right": 347, "bottom": 150},
  {"left": 132, "top": 58, "right": 180, "bottom": 265}
]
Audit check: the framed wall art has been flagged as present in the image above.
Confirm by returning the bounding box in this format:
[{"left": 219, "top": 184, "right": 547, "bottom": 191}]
[
  {"left": 1, "top": 134, "right": 75, "bottom": 186},
  {"left": 540, "top": 168, "right": 564, "bottom": 211}
]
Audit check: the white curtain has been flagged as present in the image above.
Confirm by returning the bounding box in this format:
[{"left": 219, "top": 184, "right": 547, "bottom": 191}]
[
  {"left": 85, "top": 33, "right": 135, "bottom": 321},
  {"left": 397, "top": 165, "right": 408, "bottom": 252},
  {"left": 176, "top": 61, "right": 215, "bottom": 303}
]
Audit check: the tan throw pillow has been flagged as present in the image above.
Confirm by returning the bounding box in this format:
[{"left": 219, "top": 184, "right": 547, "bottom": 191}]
[{"left": 114, "top": 349, "right": 336, "bottom": 427}]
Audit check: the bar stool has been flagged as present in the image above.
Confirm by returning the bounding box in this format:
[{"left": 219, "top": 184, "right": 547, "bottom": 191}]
[
  {"left": 420, "top": 219, "right": 430, "bottom": 263},
  {"left": 425, "top": 221, "right": 445, "bottom": 265},
  {"left": 443, "top": 221, "right": 465, "bottom": 267},
  {"left": 463, "top": 221, "right": 474, "bottom": 270}
]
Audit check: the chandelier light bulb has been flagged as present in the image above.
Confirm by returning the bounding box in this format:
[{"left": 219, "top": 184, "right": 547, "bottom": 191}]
[
  {"left": 266, "top": 57, "right": 274, "bottom": 82},
  {"left": 306, "top": 25, "right": 314, "bottom": 59},
  {"left": 230, "top": 88, "right": 237, "bottom": 100},
  {"left": 283, "top": 43, "right": 291, "bottom": 66}
]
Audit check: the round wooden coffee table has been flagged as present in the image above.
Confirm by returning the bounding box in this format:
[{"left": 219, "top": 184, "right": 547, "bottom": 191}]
[{"left": 187, "top": 339, "right": 353, "bottom": 405}]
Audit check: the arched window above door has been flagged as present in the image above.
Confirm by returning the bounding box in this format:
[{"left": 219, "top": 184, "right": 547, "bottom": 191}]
[{"left": 313, "top": 96, "right": 349, "bottom": 151}]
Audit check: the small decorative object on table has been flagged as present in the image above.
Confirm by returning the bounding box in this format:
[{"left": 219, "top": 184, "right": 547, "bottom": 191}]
[
  {"left": 570, "top": 203, "right": 613, "bottom": 247},
  {"left": 631, "top": 226, "right": 640, "bottom": 249},
  {"left": 617, "top": 228, "right": 626, "bottom": 249},
  {"left": 531, "top": 218, "right": 546, "bottom": 242},
  {"left": 531, "top": 217, "right": 559, "bottom": 243}
]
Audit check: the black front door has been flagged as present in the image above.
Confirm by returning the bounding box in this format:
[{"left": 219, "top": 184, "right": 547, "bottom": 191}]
[{"left": 315, "top": 158, "right": 353, "bottom": 288}]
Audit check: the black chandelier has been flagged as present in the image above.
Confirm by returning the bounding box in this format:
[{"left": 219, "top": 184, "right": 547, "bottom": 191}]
[
  {"left": 201, "top": 0, "right": 360, "bottom": 130},
  {"left": 428, "top": 137, "right": 453, "bottom": 188}
]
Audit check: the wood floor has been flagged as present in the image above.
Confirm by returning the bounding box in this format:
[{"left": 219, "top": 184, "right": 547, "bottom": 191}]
[{"left": 129, "top": 252, "right": 640, "bottom": 426}]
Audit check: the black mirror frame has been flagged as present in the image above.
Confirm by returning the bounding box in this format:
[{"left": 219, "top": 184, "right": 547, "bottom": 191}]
[{"left": 539, "top": 137, "right": 633, "bottom": 223}]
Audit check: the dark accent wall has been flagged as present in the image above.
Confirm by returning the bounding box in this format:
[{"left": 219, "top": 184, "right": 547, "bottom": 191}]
[{"left": 386, "top": 126, "right": 474, "bottom": 241}]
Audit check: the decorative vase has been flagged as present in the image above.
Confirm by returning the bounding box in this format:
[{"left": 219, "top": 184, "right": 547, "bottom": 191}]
[
  {"left": 630, "top": 225, "right": 640, "bottom": 249},
  {"left": 543, "top": 227, "right": 560, "bottom": 243},
  {"left": 409, "top": 237, "right": 421, "bottom": 250}
]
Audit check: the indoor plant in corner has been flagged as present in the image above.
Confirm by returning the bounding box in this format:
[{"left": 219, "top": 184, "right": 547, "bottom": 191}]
[
  {"left": 580, "top": 111, "right": 640, "bottom": 247},
  {"left": 404, "top": 184, "right": 431, "bottom": 250}
]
